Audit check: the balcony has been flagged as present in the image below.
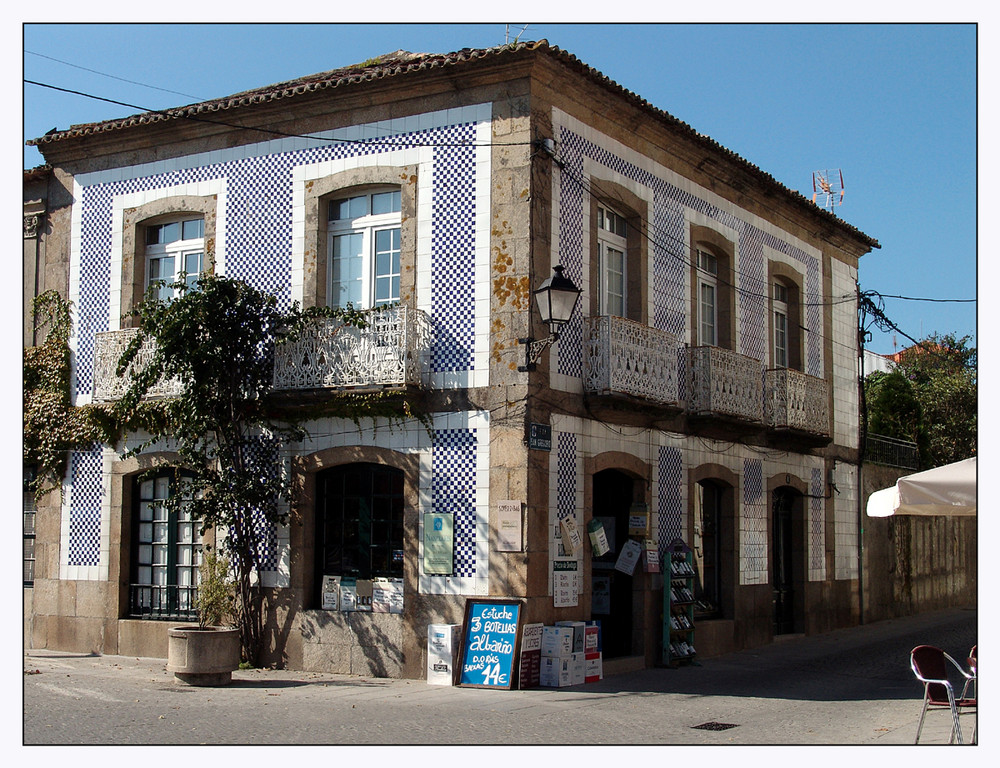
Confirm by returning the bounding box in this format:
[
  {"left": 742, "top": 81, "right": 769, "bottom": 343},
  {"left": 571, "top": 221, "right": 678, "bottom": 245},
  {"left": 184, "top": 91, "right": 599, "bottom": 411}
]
[
  {"left": 583, "top": 316, "right": 682, "bottom": 406},
  {"left": 92, "top": 328, "right": 184, "bottom": 402},
  {"left": 764, "top": 368, "right": 830, "bottom": 436},
  {"left": 273, "top": 304, "right": 430, "bottom": 391},
  {"left": 686, "top": 345, "right": 763, "bottom": 423}
]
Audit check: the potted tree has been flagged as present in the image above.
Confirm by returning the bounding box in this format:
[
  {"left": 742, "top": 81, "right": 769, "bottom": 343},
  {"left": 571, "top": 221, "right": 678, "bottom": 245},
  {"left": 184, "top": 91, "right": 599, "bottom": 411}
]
[
  {"left": 167, "top": 549, "right": 240, "bottom": 686},
  {"left": 113, "top": 275, "right": 375, "bottom": 669}
]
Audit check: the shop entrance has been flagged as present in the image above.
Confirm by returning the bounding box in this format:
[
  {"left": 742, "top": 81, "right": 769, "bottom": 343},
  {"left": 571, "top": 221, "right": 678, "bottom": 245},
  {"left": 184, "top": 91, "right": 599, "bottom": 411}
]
[
  {"left": 771, "top": 487, "right": 804, "bottom": 635},
  {"left": 591, "top": 469, "right": 635, "bottom": 658}
]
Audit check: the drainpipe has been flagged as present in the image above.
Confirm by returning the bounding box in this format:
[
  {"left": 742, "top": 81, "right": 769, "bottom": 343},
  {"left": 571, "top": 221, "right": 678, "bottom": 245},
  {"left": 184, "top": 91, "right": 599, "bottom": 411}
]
[{"left": 856, "top": 286, "right": 866, "bottom": 625}]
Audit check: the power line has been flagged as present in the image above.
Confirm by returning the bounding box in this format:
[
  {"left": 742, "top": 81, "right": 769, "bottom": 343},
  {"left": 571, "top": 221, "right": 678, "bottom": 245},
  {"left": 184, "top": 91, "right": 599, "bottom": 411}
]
[
  {"left": 25, "top": 50, "right": 208, "bottom": 102},
  {"left": 876, "top": 293, "right": 976, "bottom": 304}
]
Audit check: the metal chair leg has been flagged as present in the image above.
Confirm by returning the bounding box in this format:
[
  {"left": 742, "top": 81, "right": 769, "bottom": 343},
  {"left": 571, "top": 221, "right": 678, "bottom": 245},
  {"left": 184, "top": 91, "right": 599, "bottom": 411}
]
[{"left": 915, "top": 697, "right": 929, "bottom": 744}]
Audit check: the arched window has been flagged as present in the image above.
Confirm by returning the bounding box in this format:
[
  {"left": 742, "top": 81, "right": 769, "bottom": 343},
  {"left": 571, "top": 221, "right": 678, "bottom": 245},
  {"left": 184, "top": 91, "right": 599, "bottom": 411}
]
[
  {"left": 597, "top": 204, "right": 627, "bottom": 317},
  {"left": 689, "top": 226, "right": 735, "bottom": 350},
  {"left": 144, "top": 216, "right": 205, "bottom": 301},
  {"left": 696, "top": 248, "right": 719, "bottom": 346},
  {"left": 768, "top": 268, "right": 803, "bottom": 370},
  {"left": 327, "top": 189, "right": 401, "bottom": 309},
  {"left": 773, "top": 280, "right": 790, "bottom": 368}
]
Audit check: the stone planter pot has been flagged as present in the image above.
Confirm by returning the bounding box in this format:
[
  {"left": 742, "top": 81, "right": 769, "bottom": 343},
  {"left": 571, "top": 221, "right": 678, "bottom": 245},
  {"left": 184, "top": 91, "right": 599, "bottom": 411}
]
[{"left": 167, "top": 626, "right": 240, "bottom": 686}]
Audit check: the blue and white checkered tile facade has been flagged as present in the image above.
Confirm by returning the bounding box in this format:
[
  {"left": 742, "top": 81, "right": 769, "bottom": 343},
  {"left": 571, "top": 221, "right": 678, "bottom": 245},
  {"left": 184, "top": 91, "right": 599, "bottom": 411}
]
[
  {"left": 431, "top": 427, "right": 479, "bottom": 577},
  {"left": 552, "top": 111, "right": 824, "bottom": 380},
  {"left": 63, "top": 104, "right": 491, "bottom": 580},
  {"left": 742, "top": 458, "right": 768, "bottom": 585},
  {"left": 239, "top": 434, "right": 280, "bottom": 574},
  {"left": 65, "top": 446, "right": 105, "bottom": 568},
  {"left": 556, "top": 432, "right": 578, "bottom": 523},
  {"left": 422, "top": 411, "right": 490, "bottom": 596},
  {"left": 657, "top": 446, "right": 684, "bottom": 551},
  {"left": 810, "top": 467, "right": 826, "bottom": 576}
]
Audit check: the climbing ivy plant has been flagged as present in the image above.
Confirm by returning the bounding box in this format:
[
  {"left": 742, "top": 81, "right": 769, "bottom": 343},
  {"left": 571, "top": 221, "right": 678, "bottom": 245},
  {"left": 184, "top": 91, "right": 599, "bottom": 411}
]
[
  {"left": 24, "top": 278, "right": 427, "bottom": 666},
  {"left": 23, "top": 292, "right": 103, "bottom": 496}
]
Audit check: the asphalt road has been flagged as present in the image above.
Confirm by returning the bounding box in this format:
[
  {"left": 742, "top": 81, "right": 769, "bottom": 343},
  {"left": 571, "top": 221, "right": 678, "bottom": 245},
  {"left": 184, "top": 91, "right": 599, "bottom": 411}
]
[{"left": 22, "top": 606, "right": 978, "bottom": 748}]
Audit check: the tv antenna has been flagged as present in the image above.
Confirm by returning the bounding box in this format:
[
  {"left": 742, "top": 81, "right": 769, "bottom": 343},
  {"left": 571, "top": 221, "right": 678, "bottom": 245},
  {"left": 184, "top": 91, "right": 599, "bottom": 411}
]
[
  {"left": 505, "top": 24, "right": 529, "bottom": 44},
  {"left": 812, "top": 169, "right": 845, "bottom": 214}
]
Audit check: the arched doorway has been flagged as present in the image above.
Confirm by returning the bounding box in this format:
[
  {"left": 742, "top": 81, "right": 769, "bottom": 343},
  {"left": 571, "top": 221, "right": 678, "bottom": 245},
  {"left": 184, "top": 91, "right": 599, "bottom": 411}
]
[
  {"left": 771, "top": 486, "right": 805, "bottom": 635},
  {"left": 591, "top": 468, "right": 636, "bottom": 658}
]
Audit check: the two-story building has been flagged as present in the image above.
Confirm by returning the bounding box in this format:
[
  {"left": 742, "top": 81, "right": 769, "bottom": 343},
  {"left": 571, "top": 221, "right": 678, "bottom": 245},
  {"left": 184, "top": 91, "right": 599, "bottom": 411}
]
[{"left": 24, "top": 40, "right": 879, "bottom": 679}]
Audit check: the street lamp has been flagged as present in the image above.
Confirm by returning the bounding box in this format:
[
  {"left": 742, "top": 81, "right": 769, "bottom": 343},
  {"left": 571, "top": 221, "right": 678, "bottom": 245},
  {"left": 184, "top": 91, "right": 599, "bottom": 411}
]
[{"left": 518, "top": 265, "right": 582, "bottom": 372}]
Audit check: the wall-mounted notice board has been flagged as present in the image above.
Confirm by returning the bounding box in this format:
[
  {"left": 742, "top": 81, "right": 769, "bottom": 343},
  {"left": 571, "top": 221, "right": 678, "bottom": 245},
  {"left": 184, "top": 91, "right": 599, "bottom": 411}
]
[{"left": 458, "top": 598, "right": 524, "bottom": 689}]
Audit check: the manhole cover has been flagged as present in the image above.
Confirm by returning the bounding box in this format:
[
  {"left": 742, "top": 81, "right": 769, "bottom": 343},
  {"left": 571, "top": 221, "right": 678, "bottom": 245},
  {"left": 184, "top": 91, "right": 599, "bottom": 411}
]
[{"left": 692, "top": 722, "right": 739, "bottom": 731}]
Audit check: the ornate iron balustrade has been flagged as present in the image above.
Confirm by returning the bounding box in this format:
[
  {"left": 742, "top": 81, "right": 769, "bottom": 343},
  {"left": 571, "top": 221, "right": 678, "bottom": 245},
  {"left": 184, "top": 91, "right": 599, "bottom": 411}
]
[
  {"left": 686, "top": 345, "right": 763, "bottom": 422},
  {"left": 583, "top": 316, "right": 681, "bottom": 406},
  {"left": 764, "top": 367, "right": 830, "bottom": 435},
  {"left": 273, "top": 304, "right": 429, "bottom": 391},
  {"left": 92, "top": 328, "right": 185, "bottom": 402}
]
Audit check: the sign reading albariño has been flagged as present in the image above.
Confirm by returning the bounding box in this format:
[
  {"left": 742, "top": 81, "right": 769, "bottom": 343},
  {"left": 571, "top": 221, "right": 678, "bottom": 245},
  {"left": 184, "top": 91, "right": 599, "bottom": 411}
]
[{"left": 458, "top": 598, "right": 524, "bottom": 689}]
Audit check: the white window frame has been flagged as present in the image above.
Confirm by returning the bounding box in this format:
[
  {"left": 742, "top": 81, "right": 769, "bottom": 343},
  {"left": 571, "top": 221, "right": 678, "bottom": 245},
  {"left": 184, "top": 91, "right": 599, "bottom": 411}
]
[
  {"left": 697, "top": 249, "right": 718, "bottom": 347},
  {"left": 773, "top": 281, "right": 789, "bottom": 368},
  {"left": 327, "top": 188, "right": 402, "bottom": 310},
  {"left": 145, "top": 217, "right": 205, "bottom": 301},
  {"left": 597, "top": 205, "right": 627, "bottom": 317}
]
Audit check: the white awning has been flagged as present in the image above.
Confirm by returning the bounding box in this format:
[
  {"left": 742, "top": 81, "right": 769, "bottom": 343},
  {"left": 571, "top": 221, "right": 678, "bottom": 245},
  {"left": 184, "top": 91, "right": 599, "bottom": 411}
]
[{"left": 866, "top": 457, "right": 977, "bottom": 517}]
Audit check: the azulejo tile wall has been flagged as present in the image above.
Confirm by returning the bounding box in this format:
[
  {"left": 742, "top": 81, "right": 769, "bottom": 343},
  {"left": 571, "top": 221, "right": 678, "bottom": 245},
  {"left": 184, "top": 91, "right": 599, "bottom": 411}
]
[
  {"left": 550, "top": 108, "right": 824, "bottom": 382},
  {"left": 62, "top": 104, "right": 492, "bottom": 584}
]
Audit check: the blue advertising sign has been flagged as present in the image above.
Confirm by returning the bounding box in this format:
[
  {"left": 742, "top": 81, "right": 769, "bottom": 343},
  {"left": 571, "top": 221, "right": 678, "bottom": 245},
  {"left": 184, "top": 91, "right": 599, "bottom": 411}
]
[{"left": 458, "top": 599, "right": 523, "bottom": 689}]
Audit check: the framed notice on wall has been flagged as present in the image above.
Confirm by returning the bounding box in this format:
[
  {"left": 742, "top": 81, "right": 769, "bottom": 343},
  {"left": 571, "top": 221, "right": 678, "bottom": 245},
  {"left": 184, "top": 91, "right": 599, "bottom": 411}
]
[
  {"left": 423, "top": 513, "right": 454, "bottom": 574},
  {"left": 496, "top": 500, "right": 522, "bottom": 552},
  {"left": 458, "top": 599, "right": 524, "bottom": 689}
]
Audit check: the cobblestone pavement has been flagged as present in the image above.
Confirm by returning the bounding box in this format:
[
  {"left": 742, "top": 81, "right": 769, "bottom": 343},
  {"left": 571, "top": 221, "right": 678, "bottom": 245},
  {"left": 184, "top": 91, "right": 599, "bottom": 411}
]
[{"left": 22, "top": 606, "right": 979, "bottom": 751}]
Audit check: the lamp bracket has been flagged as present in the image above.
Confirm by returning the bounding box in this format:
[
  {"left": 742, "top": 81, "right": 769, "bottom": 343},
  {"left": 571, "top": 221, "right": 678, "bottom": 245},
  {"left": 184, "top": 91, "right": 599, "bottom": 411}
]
[{"left": 517, "top": 333, "right": 559, "bottom": 372}]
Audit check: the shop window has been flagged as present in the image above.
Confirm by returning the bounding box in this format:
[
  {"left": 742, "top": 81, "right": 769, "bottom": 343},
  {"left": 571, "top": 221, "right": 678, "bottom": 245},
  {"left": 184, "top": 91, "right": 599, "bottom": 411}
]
[
  {"left": 315, "top": 463, "right": 404, "bottom": 593},
  {"left": 129, "top": 469, "right": 202, "bottom": 620},
  {"left": 327, "top": 189, "right": 401, "bottom": 309},
  {"left": 144, "top": 216, "right": 205, "bottom": 301}
]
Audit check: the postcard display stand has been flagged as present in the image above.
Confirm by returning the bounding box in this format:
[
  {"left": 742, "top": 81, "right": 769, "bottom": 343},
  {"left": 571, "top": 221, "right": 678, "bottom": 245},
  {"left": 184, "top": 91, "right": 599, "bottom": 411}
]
[{"left": 663, "top": 538, "right": 697, "bottom": 666}]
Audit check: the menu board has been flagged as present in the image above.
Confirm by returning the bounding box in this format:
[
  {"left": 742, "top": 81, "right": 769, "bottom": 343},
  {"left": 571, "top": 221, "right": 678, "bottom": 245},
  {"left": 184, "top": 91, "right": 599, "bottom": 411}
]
[
  {"left": 518, "top": 623, "right": 543, "bottom": 689},
  {"left": 458, "top": 599, "right": 523, "bottom": 689}
]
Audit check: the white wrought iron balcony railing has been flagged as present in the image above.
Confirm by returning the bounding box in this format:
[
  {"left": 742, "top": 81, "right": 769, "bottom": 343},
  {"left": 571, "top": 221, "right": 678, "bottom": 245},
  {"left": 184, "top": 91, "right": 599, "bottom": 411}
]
[
  {"left": 583, "top": 315, "right": 682, "bottom": 406},
  {"left": 765, "top": 368, "right": 830, "bottom": 436},
  {"left": 92, "top": 328, "right": 184, "bottom": 402},
  {"left": 272, "top": 304, "right": 430, "bottom": 391},
  {"left": 686, "top": 345, "right": 764, "bottom": 423}
]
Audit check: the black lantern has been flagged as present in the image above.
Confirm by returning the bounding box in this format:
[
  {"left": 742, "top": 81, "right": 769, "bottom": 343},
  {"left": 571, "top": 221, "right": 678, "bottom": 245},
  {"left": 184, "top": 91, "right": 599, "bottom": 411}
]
[{"left": 518, "top": 265, "right": 582, "bottom": 372}]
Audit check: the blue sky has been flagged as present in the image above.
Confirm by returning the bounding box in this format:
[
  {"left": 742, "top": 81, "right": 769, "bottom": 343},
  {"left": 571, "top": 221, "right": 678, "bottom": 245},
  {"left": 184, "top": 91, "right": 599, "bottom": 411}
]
[{"left": 21, "top": 22, "right": 978, "bottom": 356}]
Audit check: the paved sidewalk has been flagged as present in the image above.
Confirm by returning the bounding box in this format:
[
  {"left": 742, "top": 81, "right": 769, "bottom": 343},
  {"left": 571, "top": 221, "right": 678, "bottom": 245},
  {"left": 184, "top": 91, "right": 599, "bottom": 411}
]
[{"left": 23, "top": 606, "right": 978, "bottom": 747}]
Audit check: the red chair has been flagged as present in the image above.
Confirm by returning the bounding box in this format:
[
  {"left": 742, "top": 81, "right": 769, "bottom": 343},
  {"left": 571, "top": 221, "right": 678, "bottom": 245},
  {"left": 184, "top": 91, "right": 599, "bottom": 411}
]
[
  {"left": 910, "top": 645, "right": 977, "bottom": 744},
  {"left": 962, "top": 645, "right": 977, "bottom": 700}
]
